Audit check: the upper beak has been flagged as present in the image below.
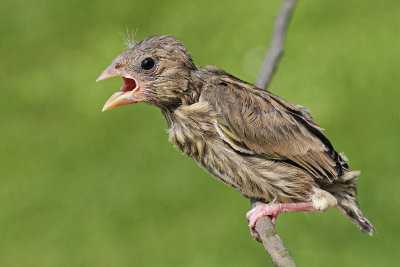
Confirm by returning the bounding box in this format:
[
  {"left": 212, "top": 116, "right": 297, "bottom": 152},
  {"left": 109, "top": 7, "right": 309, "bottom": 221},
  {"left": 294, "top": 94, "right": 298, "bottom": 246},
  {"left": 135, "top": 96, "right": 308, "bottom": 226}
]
[
  {"left": 96, "top": 63, "right": 123, "bottom": 82},
  {"left": 96, "top": 63, "right": 141, "bottom": 112}
]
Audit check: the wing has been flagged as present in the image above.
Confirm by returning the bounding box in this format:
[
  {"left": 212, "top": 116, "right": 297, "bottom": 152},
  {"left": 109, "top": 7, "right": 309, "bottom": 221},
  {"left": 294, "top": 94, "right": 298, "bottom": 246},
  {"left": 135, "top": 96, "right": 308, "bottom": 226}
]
[{"left": 200, "top": 78, "right": 348, "bottom": 182}]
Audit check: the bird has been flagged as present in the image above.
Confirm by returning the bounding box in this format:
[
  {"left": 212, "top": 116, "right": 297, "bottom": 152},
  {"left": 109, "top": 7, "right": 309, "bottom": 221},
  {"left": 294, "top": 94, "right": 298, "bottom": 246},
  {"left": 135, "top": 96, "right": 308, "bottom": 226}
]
[{"left": 97, "top": 35, "right": 375, "bottom": 240}]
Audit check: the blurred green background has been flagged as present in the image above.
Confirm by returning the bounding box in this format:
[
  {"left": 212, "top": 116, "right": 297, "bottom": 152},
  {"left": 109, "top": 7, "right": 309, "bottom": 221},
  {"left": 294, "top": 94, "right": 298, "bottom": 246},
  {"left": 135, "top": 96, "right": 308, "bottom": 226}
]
[{"left": 1, "top": 0, "right": 399, "bottom": 266}]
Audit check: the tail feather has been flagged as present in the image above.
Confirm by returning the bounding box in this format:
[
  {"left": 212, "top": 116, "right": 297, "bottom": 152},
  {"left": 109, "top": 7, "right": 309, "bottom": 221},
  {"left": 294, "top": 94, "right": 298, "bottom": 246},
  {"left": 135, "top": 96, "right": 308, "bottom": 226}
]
[
  {"left": 335, "top": 193, "right": 376, "bottom": 235},
  {"left": 328, "top": 169, "right": 375, "bottom": 235}
]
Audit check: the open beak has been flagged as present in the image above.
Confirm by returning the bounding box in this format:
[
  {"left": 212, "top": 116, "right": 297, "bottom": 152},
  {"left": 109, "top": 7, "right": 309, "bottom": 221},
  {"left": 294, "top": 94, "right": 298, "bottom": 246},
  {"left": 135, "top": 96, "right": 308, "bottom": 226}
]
[{"left": 96, "top": 63, "right": 141, "bottom": 112}]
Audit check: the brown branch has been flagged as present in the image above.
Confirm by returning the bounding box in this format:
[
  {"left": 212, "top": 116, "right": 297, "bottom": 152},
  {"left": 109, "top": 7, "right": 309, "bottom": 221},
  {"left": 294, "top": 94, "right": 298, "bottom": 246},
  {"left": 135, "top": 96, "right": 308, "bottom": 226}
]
[
  {"left": 255, "top": 0, "right": 297, "bottom": 90},
  {"left": 251, "top": 1, "right": 298, "bottom": 266}
]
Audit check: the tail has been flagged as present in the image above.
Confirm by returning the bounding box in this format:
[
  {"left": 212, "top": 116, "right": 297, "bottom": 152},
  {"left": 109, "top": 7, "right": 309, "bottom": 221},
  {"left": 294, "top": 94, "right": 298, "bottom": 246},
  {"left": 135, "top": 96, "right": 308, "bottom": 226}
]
[
  {"left": 331, "top": 170, "right": 376, "bottom": 235},
  {"left": 335, "top": 193, "right": 376, "bottom": 235}
]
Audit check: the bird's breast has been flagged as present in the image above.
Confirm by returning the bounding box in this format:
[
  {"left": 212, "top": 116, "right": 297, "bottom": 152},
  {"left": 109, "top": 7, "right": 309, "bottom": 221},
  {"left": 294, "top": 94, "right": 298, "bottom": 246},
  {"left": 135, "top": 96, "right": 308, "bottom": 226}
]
[
  {"left": 168, "top": 119, "right": 216, "bottom": 160},
  {"left": 168, "top": 120, "right": 240, "bottom": 188},
  {"left": 167, "top": 102, "right": 239, "bottom": 187},
  {"left": 167, "top": 102, "right": 216, "bottom": 156}
]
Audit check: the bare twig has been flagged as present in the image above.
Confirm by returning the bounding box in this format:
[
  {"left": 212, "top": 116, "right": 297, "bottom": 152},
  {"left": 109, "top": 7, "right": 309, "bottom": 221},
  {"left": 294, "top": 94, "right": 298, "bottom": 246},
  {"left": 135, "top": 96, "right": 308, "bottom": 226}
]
[
  {"left": 251, "top": 1, "right": 298, "bottom": 266},
  {"left": 250, "top": 200, "right": 297, "bottom": 267},
  {"left": 255, "top": 0, "right": 297, "bottom": 90}
]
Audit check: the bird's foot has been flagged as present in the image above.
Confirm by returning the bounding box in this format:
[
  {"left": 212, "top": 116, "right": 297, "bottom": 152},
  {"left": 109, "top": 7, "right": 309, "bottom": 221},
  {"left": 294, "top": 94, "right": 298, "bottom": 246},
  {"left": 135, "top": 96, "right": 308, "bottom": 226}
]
[{"left": 246, "top": 202, "right": 317, "bottom": 241}]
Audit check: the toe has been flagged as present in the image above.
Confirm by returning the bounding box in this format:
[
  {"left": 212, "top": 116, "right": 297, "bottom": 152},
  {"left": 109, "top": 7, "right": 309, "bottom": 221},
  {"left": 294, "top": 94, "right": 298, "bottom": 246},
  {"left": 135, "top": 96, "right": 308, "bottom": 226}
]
[{"left": 250, "top": 228, "right": 262, "bottom": 242}]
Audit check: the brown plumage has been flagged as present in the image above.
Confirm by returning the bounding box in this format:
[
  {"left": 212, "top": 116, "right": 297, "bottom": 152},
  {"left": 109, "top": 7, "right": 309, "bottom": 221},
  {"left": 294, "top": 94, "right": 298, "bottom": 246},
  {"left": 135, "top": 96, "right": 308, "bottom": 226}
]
[{"left": 97, "top": 35, "right": 375, "bottom": 236}]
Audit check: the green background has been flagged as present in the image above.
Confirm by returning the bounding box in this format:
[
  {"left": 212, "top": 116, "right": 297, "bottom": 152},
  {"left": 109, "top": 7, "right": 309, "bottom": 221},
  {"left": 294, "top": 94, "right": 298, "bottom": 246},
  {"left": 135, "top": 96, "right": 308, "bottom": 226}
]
[{"left": 1, "top": 0, "right": 399, "bottom": 266}]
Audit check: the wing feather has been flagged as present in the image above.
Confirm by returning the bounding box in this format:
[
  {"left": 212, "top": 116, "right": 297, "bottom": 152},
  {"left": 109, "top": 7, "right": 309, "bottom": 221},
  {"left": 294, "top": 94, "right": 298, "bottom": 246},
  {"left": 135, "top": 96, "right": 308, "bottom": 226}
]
[{"left": 200, "top": 79, "right": 348, "bottom": 181}]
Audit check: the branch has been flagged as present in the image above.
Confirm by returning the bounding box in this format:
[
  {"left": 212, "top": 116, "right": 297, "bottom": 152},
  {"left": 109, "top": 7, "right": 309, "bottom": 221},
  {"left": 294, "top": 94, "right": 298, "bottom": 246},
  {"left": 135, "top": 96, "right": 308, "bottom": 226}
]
[
  {"left": 250, "top": 200, "right": 297, "bottom": 267},
  {"left": 255, "top": 0, "right": 297, "bottom": 90},
  {"left": 251, "top": 1, "right": 298, "bottom": 266}
]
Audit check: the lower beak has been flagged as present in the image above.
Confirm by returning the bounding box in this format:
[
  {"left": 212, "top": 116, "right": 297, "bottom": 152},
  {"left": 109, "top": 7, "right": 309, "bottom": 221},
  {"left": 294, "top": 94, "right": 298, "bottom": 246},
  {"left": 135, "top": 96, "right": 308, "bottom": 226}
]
[
  {"left": 97, "top": 63, "right": 141, "bottom": 112},
  {"left": 101, "top": 91, "right": 139, "bottom": 112}
]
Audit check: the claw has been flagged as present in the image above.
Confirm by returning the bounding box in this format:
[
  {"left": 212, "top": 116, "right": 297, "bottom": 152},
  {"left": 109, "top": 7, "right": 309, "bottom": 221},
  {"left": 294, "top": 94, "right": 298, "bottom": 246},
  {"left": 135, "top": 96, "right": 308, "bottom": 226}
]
[{"left": 246, "top": 202, "right": 318, "bottom": 241}]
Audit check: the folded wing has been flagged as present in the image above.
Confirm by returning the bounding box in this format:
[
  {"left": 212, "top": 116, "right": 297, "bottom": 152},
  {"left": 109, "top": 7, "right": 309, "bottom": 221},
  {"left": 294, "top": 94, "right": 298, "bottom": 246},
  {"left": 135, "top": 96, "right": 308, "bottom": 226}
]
[{"left": 201, "top": 80, "right": 348, "bottom": 182}]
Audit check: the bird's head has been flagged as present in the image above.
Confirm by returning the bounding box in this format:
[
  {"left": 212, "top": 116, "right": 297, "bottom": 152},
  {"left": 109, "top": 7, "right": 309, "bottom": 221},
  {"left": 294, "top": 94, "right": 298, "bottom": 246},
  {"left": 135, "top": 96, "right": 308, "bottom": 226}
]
[{"left": 97, "top": 35, "right": 197, "bottom": 111}]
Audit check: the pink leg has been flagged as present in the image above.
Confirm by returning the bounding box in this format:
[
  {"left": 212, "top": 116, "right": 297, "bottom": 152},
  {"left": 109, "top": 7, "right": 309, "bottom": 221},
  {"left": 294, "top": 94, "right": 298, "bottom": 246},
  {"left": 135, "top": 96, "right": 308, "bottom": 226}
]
[{"left": 246, "top": 202, "right": 323, "bottom": 241}]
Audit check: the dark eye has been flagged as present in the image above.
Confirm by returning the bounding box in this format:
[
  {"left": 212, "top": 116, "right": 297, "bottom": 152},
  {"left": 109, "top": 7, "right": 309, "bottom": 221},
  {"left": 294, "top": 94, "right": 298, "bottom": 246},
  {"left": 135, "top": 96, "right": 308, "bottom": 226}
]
[{"left": 141, "top": 57, "right": 155, "bottom": 70}]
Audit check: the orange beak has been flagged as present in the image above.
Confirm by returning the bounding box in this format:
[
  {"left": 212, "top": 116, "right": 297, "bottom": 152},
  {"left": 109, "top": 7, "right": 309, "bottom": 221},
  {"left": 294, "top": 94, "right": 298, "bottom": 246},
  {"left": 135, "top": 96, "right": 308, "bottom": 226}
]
[{"left": 96, "top": 63, "right": 141, "bottom": 112}]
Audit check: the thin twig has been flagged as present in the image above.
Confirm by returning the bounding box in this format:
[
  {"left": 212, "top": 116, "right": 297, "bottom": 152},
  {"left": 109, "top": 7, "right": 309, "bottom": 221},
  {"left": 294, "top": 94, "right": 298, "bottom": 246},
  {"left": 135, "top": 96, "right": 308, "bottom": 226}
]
[
  {"left": 251, "top": 0, "right": 298, "bottom": 266},
  {"left": 255, "top": 0, "right": 297, "bottom": 90}
]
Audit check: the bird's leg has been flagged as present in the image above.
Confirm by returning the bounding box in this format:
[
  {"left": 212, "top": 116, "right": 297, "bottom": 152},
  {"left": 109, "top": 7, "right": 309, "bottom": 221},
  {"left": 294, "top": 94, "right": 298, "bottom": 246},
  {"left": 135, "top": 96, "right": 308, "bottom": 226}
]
[{"left": 246, "top": 202, "right": 322, "bottom": 241}]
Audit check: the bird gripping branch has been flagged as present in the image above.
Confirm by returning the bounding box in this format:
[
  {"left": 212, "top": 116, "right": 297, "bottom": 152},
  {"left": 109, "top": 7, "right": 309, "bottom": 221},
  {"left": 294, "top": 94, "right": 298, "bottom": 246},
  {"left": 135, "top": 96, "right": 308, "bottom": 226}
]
[{"left": 97, "top": 35, "right": 375, "bottom": 241}]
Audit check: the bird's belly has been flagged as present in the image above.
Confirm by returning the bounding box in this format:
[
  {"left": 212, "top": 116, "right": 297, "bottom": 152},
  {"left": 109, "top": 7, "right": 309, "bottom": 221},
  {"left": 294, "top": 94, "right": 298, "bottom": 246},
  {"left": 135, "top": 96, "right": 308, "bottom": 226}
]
[
  {"left": 169, "top": 123, "right": 248, "bottom": 192},
  {"left": 170, "top": 130, "right": 272, "bottom": 199},
  {"left": 168, "top": 119, "right": 314, "bottom": 202},
  {"left": 195, "top": 142, "right": 273, "bottom": 200}
]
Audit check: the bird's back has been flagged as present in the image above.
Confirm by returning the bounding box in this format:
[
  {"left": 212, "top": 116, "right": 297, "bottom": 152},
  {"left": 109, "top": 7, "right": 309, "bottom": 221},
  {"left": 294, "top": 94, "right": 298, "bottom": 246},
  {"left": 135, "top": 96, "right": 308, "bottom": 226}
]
[{"left": 200, "top": 66, "right": 350, "bottom": 184}]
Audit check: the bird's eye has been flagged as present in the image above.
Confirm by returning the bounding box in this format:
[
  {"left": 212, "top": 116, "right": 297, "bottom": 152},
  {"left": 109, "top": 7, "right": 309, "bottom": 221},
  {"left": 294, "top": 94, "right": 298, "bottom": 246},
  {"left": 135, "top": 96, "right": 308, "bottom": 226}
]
[{"left": 141, "top": 57, "right": 155, "bottom": 70}]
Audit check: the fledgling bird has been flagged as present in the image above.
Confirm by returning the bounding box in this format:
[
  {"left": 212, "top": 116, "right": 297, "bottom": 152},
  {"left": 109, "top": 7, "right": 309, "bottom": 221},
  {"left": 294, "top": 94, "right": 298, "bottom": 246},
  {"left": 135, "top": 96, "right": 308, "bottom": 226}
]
[{"left": 97, "top": 35, "right": 375, "bottom": 239}]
